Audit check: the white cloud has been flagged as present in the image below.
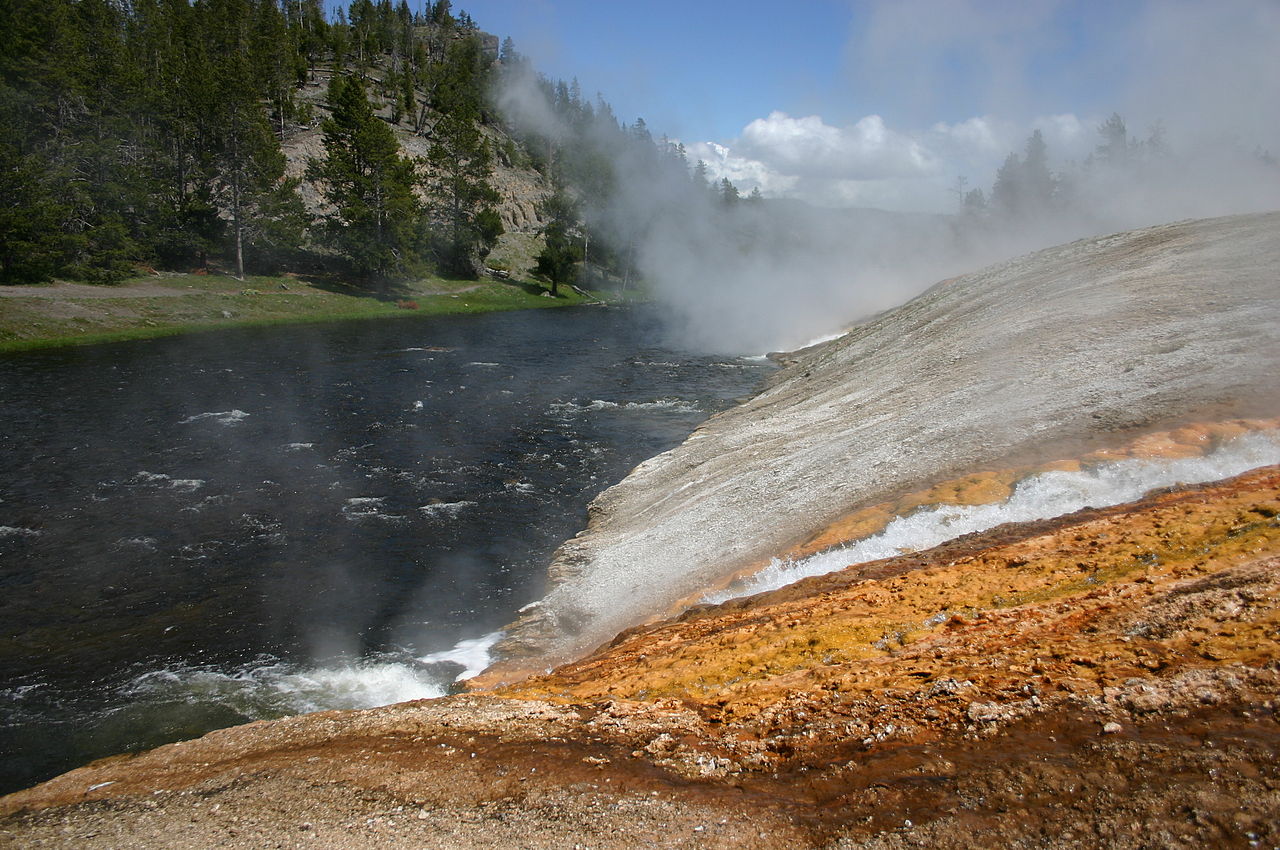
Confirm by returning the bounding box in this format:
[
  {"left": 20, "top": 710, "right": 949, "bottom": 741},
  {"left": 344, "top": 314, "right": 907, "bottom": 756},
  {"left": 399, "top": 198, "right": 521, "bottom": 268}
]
[
  {"left": 928, "top": 116, "right": 1006, "bottom": 156},
  {"left": 684, "top": 110, "right": 1099, "bottom": 213},
  {"left": 685, "top": 140, "right": 798, "bottom": 196},
  {"left": 736, "top": 112, "right": 937, "bottom": 180}
]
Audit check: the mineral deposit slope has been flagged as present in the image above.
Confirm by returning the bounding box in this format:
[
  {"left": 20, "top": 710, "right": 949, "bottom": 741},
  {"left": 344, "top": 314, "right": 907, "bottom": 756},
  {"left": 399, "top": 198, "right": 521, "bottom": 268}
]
[{"left": 495, "top": 212, "right": 1280, "bottom": 673}]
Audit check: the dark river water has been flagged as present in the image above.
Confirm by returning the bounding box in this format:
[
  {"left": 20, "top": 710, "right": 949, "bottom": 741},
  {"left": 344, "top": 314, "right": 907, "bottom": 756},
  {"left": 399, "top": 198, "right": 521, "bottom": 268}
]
[{"left": 0, "top": 306, "right": 771, "bottom": 794}]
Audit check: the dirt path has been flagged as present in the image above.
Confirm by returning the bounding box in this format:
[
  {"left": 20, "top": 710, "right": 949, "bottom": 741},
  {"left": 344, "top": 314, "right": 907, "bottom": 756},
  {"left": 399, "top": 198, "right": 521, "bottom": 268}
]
[{"left": 0, "top": 282, "right": 193, "bottom": 298}]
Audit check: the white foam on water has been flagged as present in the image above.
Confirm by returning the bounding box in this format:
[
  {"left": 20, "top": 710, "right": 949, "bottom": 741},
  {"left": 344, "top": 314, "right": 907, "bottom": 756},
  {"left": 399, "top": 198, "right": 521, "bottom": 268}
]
[
  {"left": 1, "top": 683, "right": 47, "bottom": 700},
  {"left": 115, "top": 536, "right": 158, "bottom": 551},
  {"left": 419, "top": 631, "right": 504, "bottom": 682},
  {"left": 179, "top": 410, "right": 249, "bottom": 426},
  {"left": 550, "top": 398, "right": 701, "bottom": 415},
  {"left": 182, "top": 493, "right": 232, "bottom": 514},
  {"left": 284, "top": 442, "right": 314, "bottom": 451},
  {"left": 341, "top": 497, "right": 405, "bottom": 523},
  {"left": 133, "top": 472, "right": 205, "bottom": 491},
  {"left": 0, "top": 526, "right": 41, "bottom": 538},
  {"left": 465, "top": 362, "right": 500, "bottom": 368},
  {"left": 120, "top": 631, "right": 506, "bottom": 721},
  {"left": 411, "top": 400, "right": 424, "bottom": 411},
  {"left": 0, "top": 682, "right": 51, "bottom": 724},
  {"left": 125, "top": 659, "right": 448, "bottom": 718},
  {"left": 705, "top": 432, "right": 1280, "bottom": 605},
  {"left": 418, "top": 500, "right": 477, "bottom": 519}
]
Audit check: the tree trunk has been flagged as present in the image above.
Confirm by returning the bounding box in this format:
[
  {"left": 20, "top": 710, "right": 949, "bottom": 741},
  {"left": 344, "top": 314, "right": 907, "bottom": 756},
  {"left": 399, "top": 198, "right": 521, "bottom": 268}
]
[{"left": 233, "top": 178, "right": 244, "bottom": 281}]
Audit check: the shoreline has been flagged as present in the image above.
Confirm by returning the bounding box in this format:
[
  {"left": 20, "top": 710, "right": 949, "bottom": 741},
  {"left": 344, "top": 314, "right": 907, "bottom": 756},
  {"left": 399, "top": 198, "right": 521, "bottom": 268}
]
[
  {"left": 0, "top": 272, "right": 620, "bottom": 353},
  {"left": 4, "top": 464, "right": 1278, "bottom": 847}
]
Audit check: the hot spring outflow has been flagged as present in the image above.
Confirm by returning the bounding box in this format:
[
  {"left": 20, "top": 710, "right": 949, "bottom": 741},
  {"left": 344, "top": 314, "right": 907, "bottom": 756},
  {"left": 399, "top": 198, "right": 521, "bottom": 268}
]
[{"left": 708, "top": 431, "right": 1280, "bottom": 604}]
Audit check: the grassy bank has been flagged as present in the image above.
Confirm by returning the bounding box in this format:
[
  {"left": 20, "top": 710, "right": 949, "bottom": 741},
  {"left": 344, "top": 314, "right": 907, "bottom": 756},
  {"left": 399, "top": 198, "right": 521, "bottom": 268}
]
[{"left": 0, "top": 271, "right": 619, "bottom": 353}]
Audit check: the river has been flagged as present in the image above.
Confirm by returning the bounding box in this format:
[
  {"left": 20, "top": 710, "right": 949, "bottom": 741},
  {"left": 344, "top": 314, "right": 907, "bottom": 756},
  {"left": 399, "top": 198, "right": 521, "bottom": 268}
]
[{"left": 0, "top": 306, "right": 772, "bottom": 794}]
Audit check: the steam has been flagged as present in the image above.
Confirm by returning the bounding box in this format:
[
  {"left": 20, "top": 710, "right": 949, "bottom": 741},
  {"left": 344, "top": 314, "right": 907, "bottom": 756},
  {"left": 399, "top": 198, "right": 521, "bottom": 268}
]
[{"left": 493, "top": 0, "right": 1280, "bottom": 355}]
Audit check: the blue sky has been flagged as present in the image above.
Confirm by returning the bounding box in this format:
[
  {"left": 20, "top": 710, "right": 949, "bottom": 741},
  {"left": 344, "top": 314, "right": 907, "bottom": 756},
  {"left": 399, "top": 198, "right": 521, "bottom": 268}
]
[
  {"left": 454, "top": 0, "right": 856, "bottom": 143},
  {"left": 434, "top": 1, "right": 1148, "bottom": 137},
  {"left": 327, "top": 1, "right": 1280, "bottom": 212}
]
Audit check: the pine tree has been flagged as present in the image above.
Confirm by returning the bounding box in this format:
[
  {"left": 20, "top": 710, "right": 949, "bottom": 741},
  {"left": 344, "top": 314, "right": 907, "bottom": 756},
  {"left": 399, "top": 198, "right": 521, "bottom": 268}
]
[
  {"left": 210, "top": 60, "right": 307, "bottom": 278},
  {"left": 534, "top": 191, "right": 583, "bottom": 296},
  {"left": 0, "top": 144, "right": 75, "bottom": 283},
  {"left": 287, "top": 0, "right": 328, "bottom": 67},
  {"left": 422, "top": 35, "right": 501, "bottom": 277},
  {"left": 0, "top": 0, "right": 81, "bottom": 282},
  {"left": 1096, "top": 113, "right": 1129, "bottom": 167},
  {"left": 988, "top": 130, "right": 1058, "bottom": 224},
  {"left": 250, "top": 0, "right": 297, "bottom": 139},
  {"left": 307, "top": 73, "right": 423, "bottom": 285},
  {"left": 1022, "top": 129, "right": 1054, "bottom": 209},
  {"left": 691, "top": 160, "right": 711, "bottom": 195},
  {"left": 990, "top": 151, "right": 1022, "bottom": 218},
  {"left": 962, "top": 187, "right": 986, "bottom": 216},
  {"left": 143, "top": 0, "right": 223, "bottom": 271},
  {"left": 719, "top": 178, "right": 740, "bottom": 206},
  {"left": 425, "top": 111, "right": 502, "bottom": 277}
]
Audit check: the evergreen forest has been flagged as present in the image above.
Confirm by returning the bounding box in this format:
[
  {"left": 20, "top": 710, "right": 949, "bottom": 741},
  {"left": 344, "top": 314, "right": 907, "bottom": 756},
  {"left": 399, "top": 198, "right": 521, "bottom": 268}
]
[{"left": 0, "top": 0, "right": 729, "bottom": 290}]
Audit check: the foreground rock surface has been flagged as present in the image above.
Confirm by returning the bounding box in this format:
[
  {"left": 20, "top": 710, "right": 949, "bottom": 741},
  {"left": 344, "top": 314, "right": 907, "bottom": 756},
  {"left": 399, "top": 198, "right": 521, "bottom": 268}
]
[
  {"left": 496, "top": 212, "right": 1280, "bottom": 671},
  {"left": 3, "top": 465, "right": 1279, "bottom": 848}
]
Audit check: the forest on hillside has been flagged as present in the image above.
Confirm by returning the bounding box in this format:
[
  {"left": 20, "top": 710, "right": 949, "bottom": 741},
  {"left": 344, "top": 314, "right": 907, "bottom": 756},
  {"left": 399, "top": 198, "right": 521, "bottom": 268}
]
[
  {"left": 5, "top": 0, "right": 1276, "bottom": 305},
  {"left": 0, "top": 0, "right": 727, "bottom": 289}
]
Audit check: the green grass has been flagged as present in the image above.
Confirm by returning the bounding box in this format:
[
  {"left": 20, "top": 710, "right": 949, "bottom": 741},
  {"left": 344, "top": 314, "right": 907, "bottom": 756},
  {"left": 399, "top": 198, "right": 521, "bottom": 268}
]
[{"left": 0, "top": 271, "right": 613, "bottom": 353}]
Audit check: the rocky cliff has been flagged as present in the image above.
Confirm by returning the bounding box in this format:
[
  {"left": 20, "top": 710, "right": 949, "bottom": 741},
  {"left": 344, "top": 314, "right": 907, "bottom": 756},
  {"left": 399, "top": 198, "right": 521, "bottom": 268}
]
[
  {"left": 282, "top": 65, "right": 553, "bottom": 277},
  {"left": 489, "top": 212, "right": 1280, "bottom": 676}
]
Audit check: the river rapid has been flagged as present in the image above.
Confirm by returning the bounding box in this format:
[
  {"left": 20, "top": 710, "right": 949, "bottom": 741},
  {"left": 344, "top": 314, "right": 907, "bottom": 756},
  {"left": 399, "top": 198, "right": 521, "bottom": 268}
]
[{"left": 0, "top": 306, "right": 771, "bottom": 794}]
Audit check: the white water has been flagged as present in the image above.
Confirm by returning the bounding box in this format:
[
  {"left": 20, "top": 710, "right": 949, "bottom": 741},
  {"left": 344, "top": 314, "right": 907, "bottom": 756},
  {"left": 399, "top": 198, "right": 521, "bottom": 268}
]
[
  {"left": 122, "top": 631, "right": 505, "bottom": 720},
  {"left": 341, "top": 497, "right": 406, "bottom": 524},
  {"left": 418, "top": 631, "right": 504, "bottom": 681},
  {"left": 126, "top": 659, "right": 449, "bottom": 715},
  {"left": 418, "top": 500, "right": 477, "bottom": 519},
  {"left": 550, "top": 398, "right": 702, "bottom": 415},
  {"left": 135, "top": 471, "right": 205, "bottom": 491},
  {"left": 179, "top": 410, "right": 250, "bottom": 426},
  {"left": 705, "top": 432, "right": 1280, "bottom": 604}
]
